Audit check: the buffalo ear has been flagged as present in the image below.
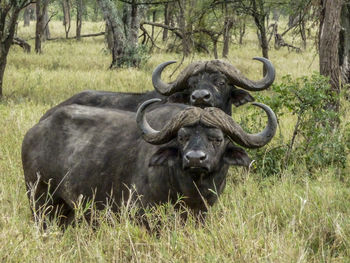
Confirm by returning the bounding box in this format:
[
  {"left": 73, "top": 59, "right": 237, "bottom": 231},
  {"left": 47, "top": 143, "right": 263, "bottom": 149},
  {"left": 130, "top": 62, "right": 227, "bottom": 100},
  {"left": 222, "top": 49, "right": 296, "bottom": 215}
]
[
  {"left": 224, "top": 144, "right": 251, "bottom": 167},
  {"left": 149, "top": 147, "right": 178, "bottom": 167},
  {"left": 231, "top": 88, "right": 254, "bottom": 107},
  {"left": 167, "top": 92, "right": 189, "bottom": 103}
]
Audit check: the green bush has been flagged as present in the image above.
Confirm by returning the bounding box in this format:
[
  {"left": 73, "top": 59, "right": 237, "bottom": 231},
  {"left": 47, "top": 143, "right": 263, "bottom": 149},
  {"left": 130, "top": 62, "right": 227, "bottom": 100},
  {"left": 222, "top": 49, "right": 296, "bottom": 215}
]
[
  {"left": 244, "top": 73, "right": 349, "bottom": 177},
  {"left": 117, "top": 44, "right": 151, "bottom": 68}
]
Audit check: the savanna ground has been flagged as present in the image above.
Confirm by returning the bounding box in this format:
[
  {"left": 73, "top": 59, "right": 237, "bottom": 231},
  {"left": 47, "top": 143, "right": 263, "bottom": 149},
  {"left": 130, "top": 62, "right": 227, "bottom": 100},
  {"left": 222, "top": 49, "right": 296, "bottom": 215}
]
[{"left": 1, "top": 21, "right": 350, "bottom": 262}]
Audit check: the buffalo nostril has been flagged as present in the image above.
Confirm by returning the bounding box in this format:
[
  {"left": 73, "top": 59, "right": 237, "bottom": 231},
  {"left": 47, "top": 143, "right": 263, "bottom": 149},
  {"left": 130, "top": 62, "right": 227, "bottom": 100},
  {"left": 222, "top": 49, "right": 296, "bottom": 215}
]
[
  {"left": 199, "top": 154, "right": 207, "bottom": 161},
  {"left": 203, "top": 93, "right": 211, "bottom": 101}
]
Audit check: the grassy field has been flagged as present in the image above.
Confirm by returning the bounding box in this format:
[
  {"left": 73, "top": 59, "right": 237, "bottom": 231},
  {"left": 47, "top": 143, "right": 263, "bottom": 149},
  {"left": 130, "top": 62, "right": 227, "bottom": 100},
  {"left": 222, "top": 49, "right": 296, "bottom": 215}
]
[{"left": 1, "top": 21, "right": 350, "bottom": 262}]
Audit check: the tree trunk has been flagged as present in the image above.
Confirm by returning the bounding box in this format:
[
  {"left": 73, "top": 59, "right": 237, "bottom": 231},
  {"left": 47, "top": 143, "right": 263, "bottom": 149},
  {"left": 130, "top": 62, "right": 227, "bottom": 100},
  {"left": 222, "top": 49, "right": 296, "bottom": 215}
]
[
  {"left": 122, "top": 4, "right": 131, "bottom": 40},
  {"left": 288, "top": 14, "right": 296, "bottom": 27},
  {"left": 222, "top": 2, "right": 233, "bottom": 58},
  {"left": 299, "top": 14, "right": 307, "bottom": 49},
  {"left": 62, "top": 0, "right": 71, "bottom": 39},
  {"left": 239, "top": 18, "right": 246, "bottom": 45},
  {"left": 340, "top": 1, "right": 350, "bottom": 85},
  {"left": 29, "top": 4, "right": 36, "bottom": 20},
  {"left": 213, "top": 39, "right": 218, "bottom": 59},
  {"left": 260, "top": 24, "right": 269, "bottom": 59},
  {"left": 35, "top": 0, "right": 49, "bottom": 53},
  {"left": 151, "top": 10, "right": 156, "bottom": 40},
  {"left": 129, "top": 0, "right": 139, "bottom": 50},
  {"left": 272, "top": 9, "right": 280, "bottom": 21},
  {"left": 162, "top": 3, "right": 169, "bottom": 41},
  {"left": 177, "top": 0, "right": 191, "bottom": 57},
  {"left": 23, "top": 7, "right": 31, "bottom": 27},
  {"left": 35, "top": 5, "right": 42, "bottom": 53},
  {"left": 254, "top": 17, "right": 269, "bottom": 74},
  {"left": 97, "top": 0, "right": 126, "bottom": 68},
  {"left": 0, "top": 4, "right": 22, "bottom": 96},
  {"left": 319, "top": 0, "right": 343, "bottom": 113},
  {"left": 43, "top": 9, "right": 50, "bottom": 40},
  {"left": 76, "top": 0, "right": 83, "bottom": 40},
  {"left": 251, "top": 0, "right": 269, "bottom": 74},
  {"left": 0, "top": 55, "right": 7, "bottom": 97}
]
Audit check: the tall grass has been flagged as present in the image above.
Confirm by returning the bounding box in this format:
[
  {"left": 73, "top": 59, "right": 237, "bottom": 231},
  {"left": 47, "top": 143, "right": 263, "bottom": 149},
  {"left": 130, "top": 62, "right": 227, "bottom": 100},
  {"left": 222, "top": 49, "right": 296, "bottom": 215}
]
[{"left": 1, "top": 21, "right": 349, "bottom": 262}]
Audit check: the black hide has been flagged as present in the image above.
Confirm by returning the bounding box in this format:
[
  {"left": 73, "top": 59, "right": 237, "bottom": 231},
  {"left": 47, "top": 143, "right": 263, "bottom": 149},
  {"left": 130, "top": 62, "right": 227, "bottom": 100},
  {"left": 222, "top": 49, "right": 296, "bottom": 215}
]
[{"left": 22, "top": 103, "right": 251, "bottom": 226}]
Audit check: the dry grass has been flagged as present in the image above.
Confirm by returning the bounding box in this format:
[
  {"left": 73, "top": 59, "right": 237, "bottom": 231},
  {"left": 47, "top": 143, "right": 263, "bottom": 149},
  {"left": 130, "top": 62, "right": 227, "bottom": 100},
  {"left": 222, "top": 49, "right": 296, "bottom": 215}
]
[{"left": 0, "top": 21, "right": 349, "bottom": 262}]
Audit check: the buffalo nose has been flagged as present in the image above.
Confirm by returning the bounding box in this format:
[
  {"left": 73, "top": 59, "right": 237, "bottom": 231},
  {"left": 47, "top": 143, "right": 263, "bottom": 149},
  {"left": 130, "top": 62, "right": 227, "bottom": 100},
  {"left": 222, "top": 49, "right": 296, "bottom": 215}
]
[
  {"left": 190, "top": 89, "right": 212, "bottom": 105},
  {"left": 185, "top": 150, "right": 207, "bottom": 165}
]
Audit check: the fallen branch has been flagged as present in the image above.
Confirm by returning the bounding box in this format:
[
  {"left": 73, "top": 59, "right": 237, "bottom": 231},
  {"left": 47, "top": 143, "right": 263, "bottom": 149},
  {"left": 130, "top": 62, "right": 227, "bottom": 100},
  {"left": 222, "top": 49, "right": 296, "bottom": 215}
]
[
  {"left": 274, "top": 33, "right": 301, "bottom": 53},
  {"left": 47, "top": 32, "right": 105, "bottom": 41},
  {"left": 13, "top": 37, "right": 31, "bottom": 52},
  {"left": 141, "top": 21, "right": 183, "bottom": 39}
]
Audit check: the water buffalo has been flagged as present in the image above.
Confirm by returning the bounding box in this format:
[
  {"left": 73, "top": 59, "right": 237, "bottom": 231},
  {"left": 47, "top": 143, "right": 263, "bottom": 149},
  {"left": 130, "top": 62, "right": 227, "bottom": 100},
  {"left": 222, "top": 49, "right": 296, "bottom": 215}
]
[
  {"left": 39, "top": 58, "right": 275, "bottom": 121},
  {"left": 22, "top": 98, "right": 277, "bottom": 226}
]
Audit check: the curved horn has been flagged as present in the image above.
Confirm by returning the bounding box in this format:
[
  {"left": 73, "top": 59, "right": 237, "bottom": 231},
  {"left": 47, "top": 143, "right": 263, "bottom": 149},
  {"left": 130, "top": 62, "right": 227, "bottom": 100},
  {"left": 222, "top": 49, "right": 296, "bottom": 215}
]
[
  {"left": 202, "top": 103, "right": 277, "bottom": 148},
  {"left": 136, "top": 98, "right": 161, "bottom": 135},
  {"left": 152, "top": 61, "right": 177, "bottom": 96},
  {"left": 137, "top": 98, "right": 201, "bottom": 145},
  {"left": 152, "top": 61, "right": 205, "bottom": 95},
  {"left": 250, "top": 57, "right": 276, "bottom": 90},
  {"left": 242, "top": 102, "right": 278, "bottom": 147},
  {"left": 208, "top": 57, "right": 275, "bottom": 91}
]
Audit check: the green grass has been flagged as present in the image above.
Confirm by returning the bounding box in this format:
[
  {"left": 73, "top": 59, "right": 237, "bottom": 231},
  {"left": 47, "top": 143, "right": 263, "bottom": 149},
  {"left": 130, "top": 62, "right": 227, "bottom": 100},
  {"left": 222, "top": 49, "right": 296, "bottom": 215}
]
[{"left": 1, "top": 21, "right": 349, "bottom": 262}]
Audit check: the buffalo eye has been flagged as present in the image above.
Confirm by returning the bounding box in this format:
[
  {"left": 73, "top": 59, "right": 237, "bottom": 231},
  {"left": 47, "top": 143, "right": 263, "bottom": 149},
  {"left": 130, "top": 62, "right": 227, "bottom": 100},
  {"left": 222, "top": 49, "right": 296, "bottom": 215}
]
[
  {"left": 208, "top": 136, "right": 223, "bottom": 145},
  {"left": 178, "top": 135, "right": 189, "bottom": 144},
  {"left": 215, "top": 79, "right": 226, "bottom": 87}
]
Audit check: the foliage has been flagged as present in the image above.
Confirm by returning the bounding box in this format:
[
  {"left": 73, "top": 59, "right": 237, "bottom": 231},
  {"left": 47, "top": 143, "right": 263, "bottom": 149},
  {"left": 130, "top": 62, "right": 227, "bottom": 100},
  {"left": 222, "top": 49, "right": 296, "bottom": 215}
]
[
  {"left": 116, "top": 44, "right": 150, "bottom": 68},
  {"left": 245, "top": 73, "right": 349, "bottom": 177}
]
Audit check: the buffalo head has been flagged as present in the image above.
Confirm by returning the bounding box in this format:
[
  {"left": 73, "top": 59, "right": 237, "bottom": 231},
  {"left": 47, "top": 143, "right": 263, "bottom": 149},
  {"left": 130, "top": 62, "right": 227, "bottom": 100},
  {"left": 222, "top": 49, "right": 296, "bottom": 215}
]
[
  {"left": 152, "top": 58, "right": 275, "bottom": 114},
  {"left": 137, "top": 98, "right": 277, "bottom": 181}
]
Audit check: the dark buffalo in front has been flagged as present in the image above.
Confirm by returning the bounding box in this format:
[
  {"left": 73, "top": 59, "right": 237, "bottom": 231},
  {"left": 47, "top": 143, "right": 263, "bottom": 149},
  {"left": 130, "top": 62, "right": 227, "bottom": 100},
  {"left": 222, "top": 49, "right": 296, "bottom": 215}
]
[
  {"left": 39, "top": 58, "right": 275, "bottom": 121},
  {"left": 22, "top": 99, "right": 277, "bottom": 226}
]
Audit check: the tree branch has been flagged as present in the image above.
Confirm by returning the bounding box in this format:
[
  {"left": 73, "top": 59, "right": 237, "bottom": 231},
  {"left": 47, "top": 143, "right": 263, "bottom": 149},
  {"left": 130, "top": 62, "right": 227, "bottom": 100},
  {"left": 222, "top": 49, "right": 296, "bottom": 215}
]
[
  {"left": 13, "top": 37, "right": 31, "bottom": 52},
  {"left": 141, "top": 21, "right": 183, "bottom": 38},
  {"left": 47, "top": 32, "right": 105, "bottom": 41},
  {"left": 139, "top": 23, "right": 161, "bottom": 49}
]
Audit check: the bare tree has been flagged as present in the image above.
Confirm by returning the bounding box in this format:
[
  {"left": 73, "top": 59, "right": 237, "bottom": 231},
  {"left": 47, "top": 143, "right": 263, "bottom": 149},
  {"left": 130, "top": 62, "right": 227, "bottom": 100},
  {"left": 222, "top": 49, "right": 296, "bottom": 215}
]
[{"left": 0, "top": 0, "right": 32, "bottom": 97}]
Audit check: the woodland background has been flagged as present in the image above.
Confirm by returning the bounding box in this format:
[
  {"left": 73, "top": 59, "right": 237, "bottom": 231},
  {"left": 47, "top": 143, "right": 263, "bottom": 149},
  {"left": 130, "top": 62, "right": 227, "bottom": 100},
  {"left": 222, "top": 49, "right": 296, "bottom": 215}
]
[{"left": 1, "top": 0, "right": 350, "bottom": 262}]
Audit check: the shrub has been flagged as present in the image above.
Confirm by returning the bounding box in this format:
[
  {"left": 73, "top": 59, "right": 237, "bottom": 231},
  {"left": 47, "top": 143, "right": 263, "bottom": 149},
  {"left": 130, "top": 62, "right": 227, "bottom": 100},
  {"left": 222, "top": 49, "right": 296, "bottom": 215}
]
[
  {"left": 243, "top": 73, "right": 349, "bottom": 177},
  {"left": 117, "top": 44, "right": 151, "bottom": 68}
]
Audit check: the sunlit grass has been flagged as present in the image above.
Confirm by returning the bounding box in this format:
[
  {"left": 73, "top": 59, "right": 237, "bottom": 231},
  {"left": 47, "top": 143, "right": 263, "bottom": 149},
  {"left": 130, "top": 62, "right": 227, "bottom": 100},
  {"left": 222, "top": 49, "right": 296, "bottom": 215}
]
[{"left": 0, "top": 21, "right": 348, "bottom": 262}]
